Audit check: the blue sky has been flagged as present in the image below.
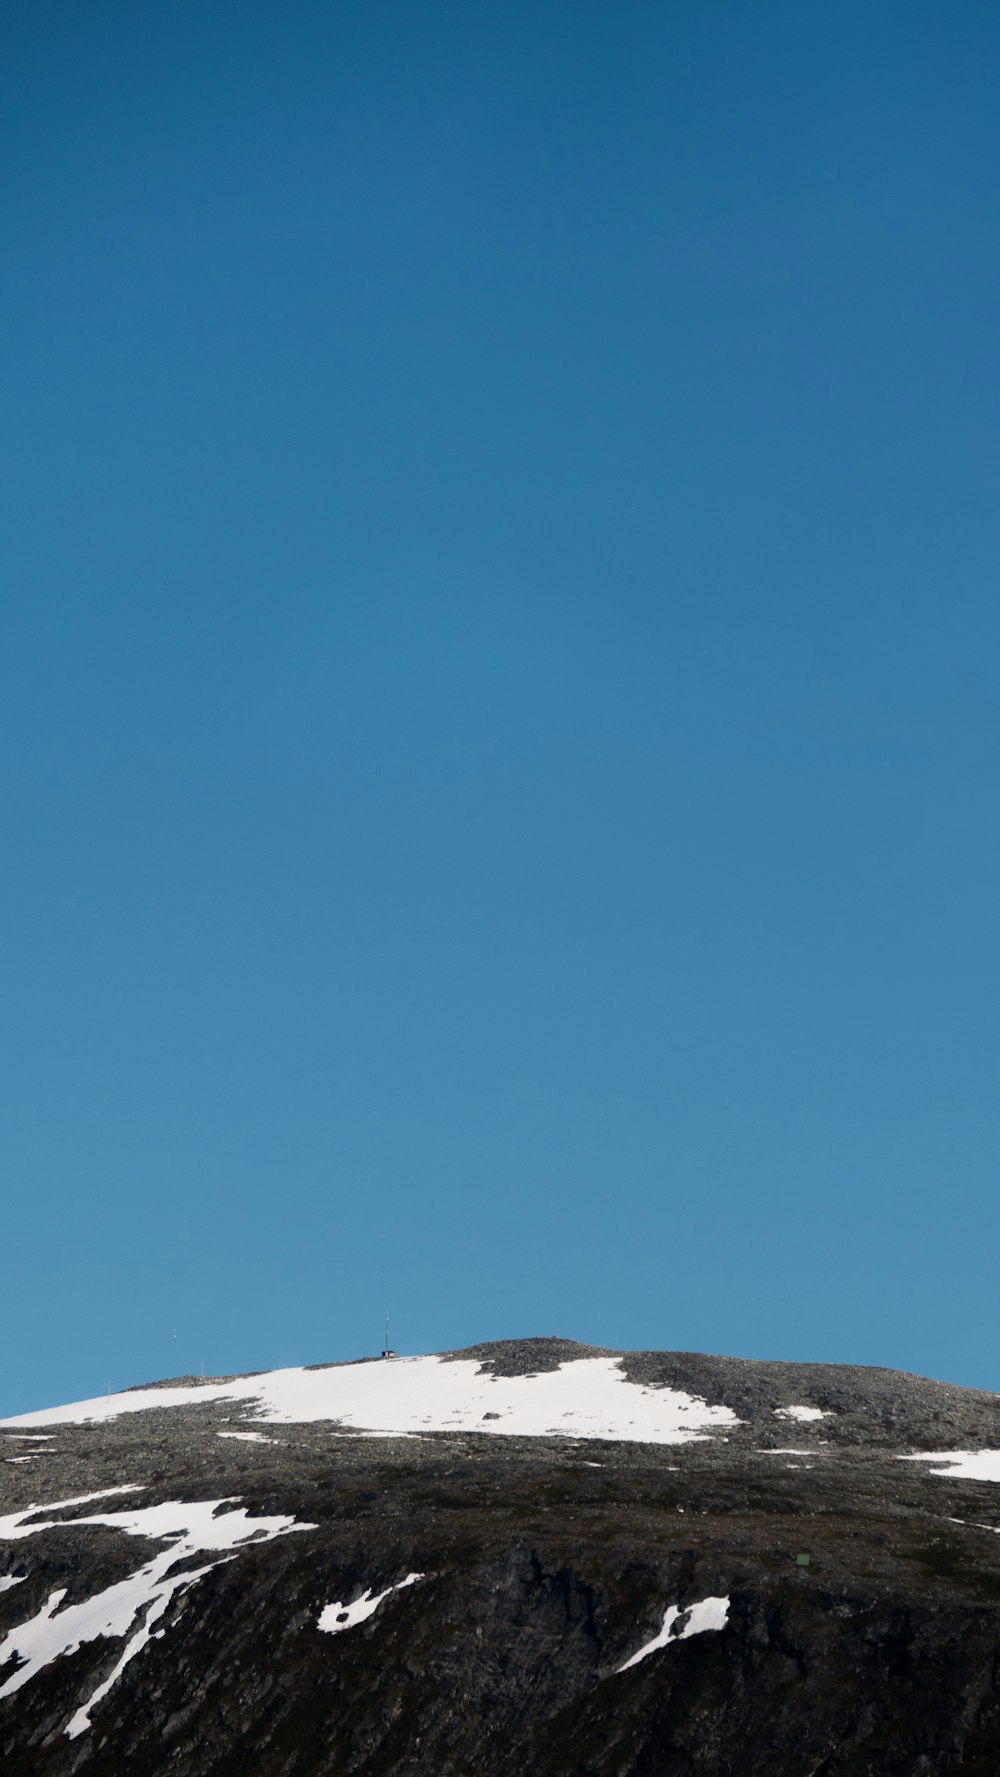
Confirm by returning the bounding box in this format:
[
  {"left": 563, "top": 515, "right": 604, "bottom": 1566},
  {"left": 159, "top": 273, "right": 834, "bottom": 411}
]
[{"left": 3, "top": 1, "right": 998, "bottom": 1415}]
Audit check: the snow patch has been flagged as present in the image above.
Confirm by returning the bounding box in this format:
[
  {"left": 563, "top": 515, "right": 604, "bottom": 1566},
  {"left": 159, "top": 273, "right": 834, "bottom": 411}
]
[
  {"left": 618, "top": 1596, "right": 730, "bottom": 1671},
  {"left": 0, "top": 1487, "right": 140, "bottom": 1539},
  {"left": 774, "top": 1406, "right": 828, "bottom": 1422},
  {"left": 900, "top": 1451, "right": 1000, "bottom": 1484},
  {"left": 217, "top": 1431, "right": 276, "bottom": 1444},
  {"left": 0, "top": 1491, "right": 314, "bottom": 1736},
  {"left": 318, "top": 1572, "right": 424, "bottom": 1635},
  {"left": 1, "top": 1356, "right": 739, "bottom": 1447},
  {"left": 0, "top": 1577, "right": 24, "bottom": 1594}
]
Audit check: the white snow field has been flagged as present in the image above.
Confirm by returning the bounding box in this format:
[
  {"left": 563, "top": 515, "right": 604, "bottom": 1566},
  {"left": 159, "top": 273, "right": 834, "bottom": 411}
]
[
  {"left": 617, "top": 1596, "right": 730, "bottom": 1672},
  {"left": 0, "top": 1355, "right": 739, "bottom": 1445},
  {"left": 0, "top": 1488, "right": 314, "bottom": 1737},
  {"left": 900, "top": 1451, "right": 1000, "bottom": 1483},
  {"left": 318, "top": 1572, "right": 424, "bottom": 1635},
  {"left": 773, "top": 1406, "right": 828, "bottom": 1422}
]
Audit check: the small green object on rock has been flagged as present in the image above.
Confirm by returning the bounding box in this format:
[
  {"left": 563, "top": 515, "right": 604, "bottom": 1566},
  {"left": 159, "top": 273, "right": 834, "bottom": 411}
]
[{"left": 796, "top": 1553, "right": 811, "bottom": 1567}]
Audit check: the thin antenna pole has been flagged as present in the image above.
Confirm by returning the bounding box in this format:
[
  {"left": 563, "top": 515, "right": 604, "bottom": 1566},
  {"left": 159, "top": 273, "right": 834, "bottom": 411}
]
[{"left": 385, "top": 1312, "right": 390, "bottom": 1356}]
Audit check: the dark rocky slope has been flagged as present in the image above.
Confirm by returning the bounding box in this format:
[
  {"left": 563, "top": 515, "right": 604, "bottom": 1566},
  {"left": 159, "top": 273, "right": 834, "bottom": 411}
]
[{"left": 3, "top": 1337, "right": 1000, "bottom": 1775}]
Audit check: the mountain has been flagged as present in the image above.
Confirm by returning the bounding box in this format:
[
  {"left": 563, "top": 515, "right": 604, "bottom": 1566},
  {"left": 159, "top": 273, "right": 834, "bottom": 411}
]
[{"left": 3, "top": 1337, "right": 1000, "bottom": 1775}]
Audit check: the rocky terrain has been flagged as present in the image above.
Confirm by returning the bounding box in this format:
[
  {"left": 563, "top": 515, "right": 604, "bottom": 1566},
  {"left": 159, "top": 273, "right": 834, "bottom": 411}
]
[{"left": 3, "top": 1336, "right": 1000, "bottom": 1775}]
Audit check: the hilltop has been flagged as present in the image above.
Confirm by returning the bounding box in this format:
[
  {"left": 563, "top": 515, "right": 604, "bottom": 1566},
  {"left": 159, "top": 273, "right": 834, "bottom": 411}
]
[{"left": 3, "top": 1338, "right": 1000, "bottom": 1774}]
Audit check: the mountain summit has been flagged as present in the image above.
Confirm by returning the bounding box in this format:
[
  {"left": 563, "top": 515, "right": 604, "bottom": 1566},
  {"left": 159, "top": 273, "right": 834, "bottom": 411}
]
[{"left": 3, "top": 1338, "right": 1000, "bottom": 1774}]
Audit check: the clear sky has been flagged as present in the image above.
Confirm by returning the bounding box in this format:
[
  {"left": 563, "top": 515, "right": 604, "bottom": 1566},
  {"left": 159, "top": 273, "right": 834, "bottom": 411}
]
[{"left": 3, "top": 1, "right": 998, "bottom": 1416}]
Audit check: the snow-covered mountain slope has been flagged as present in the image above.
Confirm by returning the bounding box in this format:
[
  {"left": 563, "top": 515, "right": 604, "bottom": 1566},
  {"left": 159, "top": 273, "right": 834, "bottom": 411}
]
[
  {"left": 1, "top": 1353, "right": 739, "bottom": 1444},
  {"left": 4, "top": 1337, "right": 1000, "bottom": 1777}
]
